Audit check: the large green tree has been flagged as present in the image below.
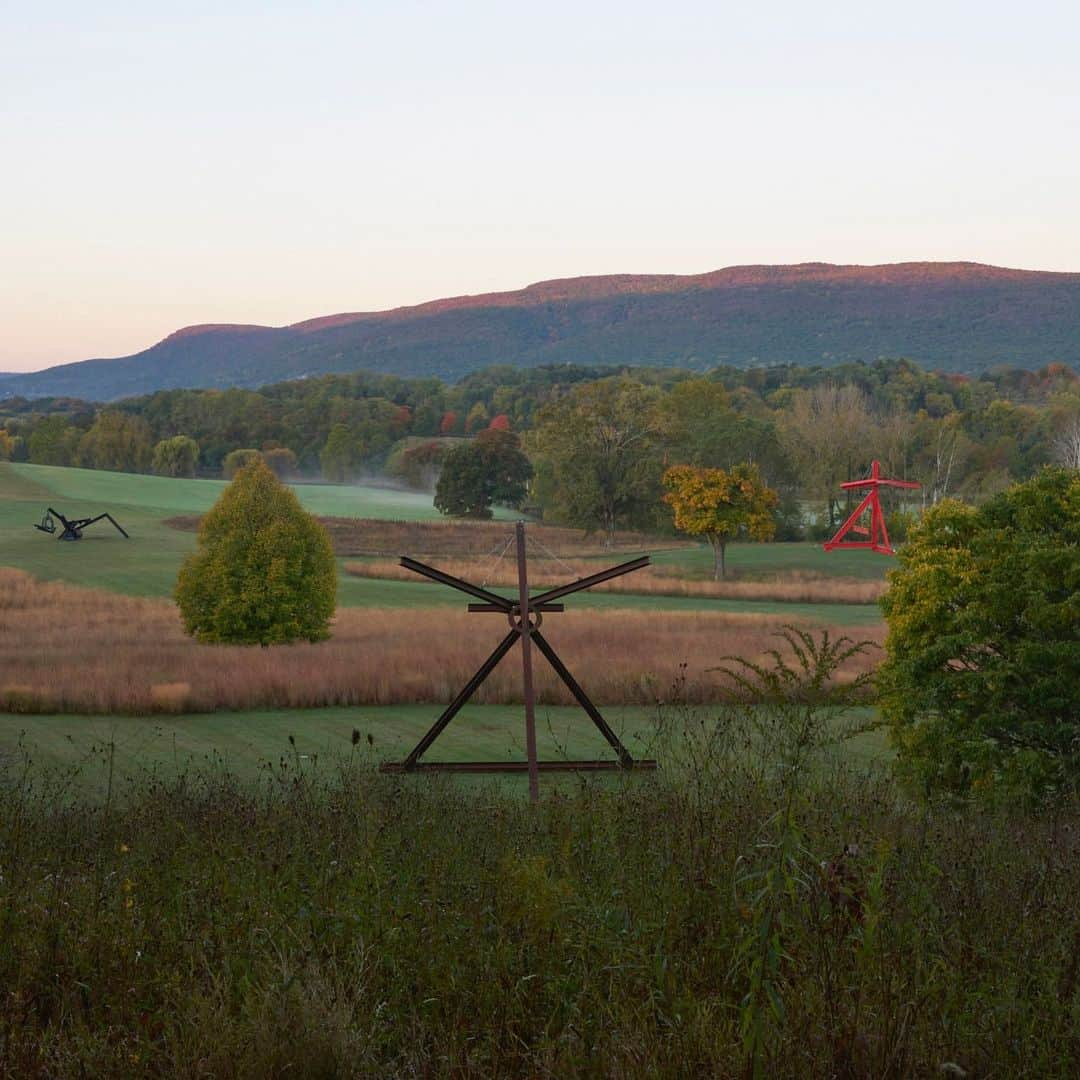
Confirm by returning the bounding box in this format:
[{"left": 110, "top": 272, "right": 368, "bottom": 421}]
[
  {"left": 27, "top": 416, "right": 82, "bottom": 466},
  {"left": 320, "top": 424, "right": 356, "bottom": 482},
  {"left": 175, "top": 459, "right": 337, "bottom": 645},
  {"left": 434, "top": 429, "right": 532, "bottom": 519},
  {"left": 530, "top": 377, "right": 665, "bottom": 542},
  {"left": 77, "top": 411, "right": 154, "bottom": 473},
  {"left": 879, "top": 468, "right": 1079, "bottom": 803}
]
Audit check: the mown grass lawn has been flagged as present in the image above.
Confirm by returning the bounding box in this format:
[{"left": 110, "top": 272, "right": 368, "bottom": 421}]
[
  {"left": 1, "top": 462, "right": 887, "bottom": 623},
  {"left": 0, "top": 704, "right": 890, "bottom": 799}
]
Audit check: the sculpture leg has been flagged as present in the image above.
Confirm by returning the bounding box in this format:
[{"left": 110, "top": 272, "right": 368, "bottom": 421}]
[
  {"left": 531, "top": 629, "right": 634, "bottom": 767},
  {"left": 401, "top": 629, "right": 519, "bottom": 769}
]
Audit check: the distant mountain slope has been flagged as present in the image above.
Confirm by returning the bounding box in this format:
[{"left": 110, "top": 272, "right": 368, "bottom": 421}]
[{"left": 5, "top": 262, "right": 1079, "bottom": 400}]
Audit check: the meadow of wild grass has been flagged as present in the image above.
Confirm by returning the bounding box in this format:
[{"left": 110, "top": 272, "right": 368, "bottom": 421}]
[
  {"left": 0, "top": 569, "right": 881, "bottom": 715},
  {"left": 346, "top": 556, "right": 887, "bottom": 604},
  {"left": 1, "top": 695, "right": 1076, "bottom": 1077}
]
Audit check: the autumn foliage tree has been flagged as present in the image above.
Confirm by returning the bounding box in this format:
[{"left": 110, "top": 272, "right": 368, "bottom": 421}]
[
  {"left": 663, "top": 463, "right": 779, "bottom": 579},
  {"left": 175, "top": 458, "right": 336, "bottom": 645}
]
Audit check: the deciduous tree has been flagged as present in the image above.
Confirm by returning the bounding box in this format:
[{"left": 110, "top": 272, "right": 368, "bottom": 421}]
[
  {"left": 530, "top": 378, "right": 665, "bottom": 543},
  {"left": 28, "top": 416, "right": 82, "bottom": 466},
  {"left": 434, "top": 429, "right": 532, "bottom": 519},
  {"left": 319, "top": 425, "right": 354, "bottom": 482},
  {"left": 777, "top": 385, "right": 873, "bottom": 526},
  {"left": 77, "top": 410, "right": 153, "bottom": 472},
  {"left": 152, "top": 435, "right": 200, "bottom": 478},
  {"left": 175, "top": 458, "right": 336, "bottom": 645},
  {"left": 662, "top": 463, "right": 778, "bottom": 579},
  {"left": 879, "top": 468, "right": 1079, "bottom": 804}
]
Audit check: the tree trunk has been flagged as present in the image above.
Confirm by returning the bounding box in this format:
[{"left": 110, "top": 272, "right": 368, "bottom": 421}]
[
  {"left": 712, "top": 539, "right": 726, "bottom": 580},
  {"left": 604, "top": 506, "right": 616, "bottom": 549}
]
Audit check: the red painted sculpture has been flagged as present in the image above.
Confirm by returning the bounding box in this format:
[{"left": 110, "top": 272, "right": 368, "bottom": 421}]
[{"left": 823, "top": 460, "right": 920, "bottom": 555}]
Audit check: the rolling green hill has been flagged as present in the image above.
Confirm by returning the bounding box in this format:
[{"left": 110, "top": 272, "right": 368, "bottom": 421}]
[{"left": 4, "top": 262, "right": 1079, "bottom": 401}]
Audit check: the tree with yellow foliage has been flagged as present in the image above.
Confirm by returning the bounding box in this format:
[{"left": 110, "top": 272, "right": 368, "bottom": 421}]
[{"left": 663, "top": 463, "right": 778, "bottom": 579}]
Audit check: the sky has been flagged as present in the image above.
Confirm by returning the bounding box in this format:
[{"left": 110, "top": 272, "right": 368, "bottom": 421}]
[{"left": 1, "top": 0, "right": 1078, "bottom": 372}]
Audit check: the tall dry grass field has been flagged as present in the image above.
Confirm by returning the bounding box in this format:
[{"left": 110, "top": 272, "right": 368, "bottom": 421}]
[
  {"left": 0, "top": 569, "right": 881, "bottom": 715},
  {"left": 345, "top": 557, "right": 887, "bottom": 604}
]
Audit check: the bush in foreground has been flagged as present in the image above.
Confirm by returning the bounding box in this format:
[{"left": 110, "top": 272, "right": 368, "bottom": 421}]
[
  {"left": 175, "top": 458, "right": 336, "bottom": 645},
  {"left": 880, "top": 467, "right": 1079, "bottom": 804}
]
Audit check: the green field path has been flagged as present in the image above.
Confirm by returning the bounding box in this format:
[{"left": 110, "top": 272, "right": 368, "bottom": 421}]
[
  {"left": 1, "top": 462, "right": 886, "bottom": 623},
  {"left": 0, "top": 704, "right": 890, "bottom": 800}
]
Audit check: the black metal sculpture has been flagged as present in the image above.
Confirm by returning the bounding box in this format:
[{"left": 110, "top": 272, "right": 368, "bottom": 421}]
[
  {"left": 380, "top": 521, "right": 657, "bottom": 800},
  {"left": 34, "top": 507, "right": 129, "bottom": 542}
]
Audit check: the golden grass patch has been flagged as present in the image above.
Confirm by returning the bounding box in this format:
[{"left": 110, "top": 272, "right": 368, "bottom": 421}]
[{"left": 0, "top": 569, "right": 882, "bottom": 715}]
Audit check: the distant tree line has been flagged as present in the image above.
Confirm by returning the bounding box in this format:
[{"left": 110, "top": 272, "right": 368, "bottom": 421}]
[{"left": 1, "top": 359, "right": 1076, "bottom": 535}]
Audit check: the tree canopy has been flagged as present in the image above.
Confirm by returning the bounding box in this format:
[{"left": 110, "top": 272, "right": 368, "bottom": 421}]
[
  {"left": 434, "top": 429, "right": 532, "bottom": 519},
  {"left": 175, "top": 459, "right": 337, "bottom": 645},
  {"left": 663, "top": 463, "right": 779, "bottom": 578},
  {"left": 152, "top": 435, "right": 199, "bottom": 478},
  {"left": 530, "top": 377, "right": 666, "bottom": 541},
  {"left": 879, "top": 467, "right": 1079, "bottom": 804}
]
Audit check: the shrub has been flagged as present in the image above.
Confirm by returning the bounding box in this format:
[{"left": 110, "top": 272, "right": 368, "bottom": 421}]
[
  {"left": 175, "top": 459, "right": 336, "bottom": 645},
  {"left": 879, "top": 467, "right": 1080, "bottom": 804}
]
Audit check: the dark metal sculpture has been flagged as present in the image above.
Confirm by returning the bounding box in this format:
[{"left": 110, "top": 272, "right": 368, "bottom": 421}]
[
  {"left": 34, "top": 507, "right": 129, "bottom": 542},
  {"left": 380, "top": 521, "right": 657, "bottom": 799}
]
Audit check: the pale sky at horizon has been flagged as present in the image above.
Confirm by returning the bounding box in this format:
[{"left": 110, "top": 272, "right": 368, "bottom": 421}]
[{"left": 2, "top": 0, "right": 1078, "bottom": 373}]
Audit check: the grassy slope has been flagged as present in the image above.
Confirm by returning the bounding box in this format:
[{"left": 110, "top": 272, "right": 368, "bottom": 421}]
[
  {"left": 0, "top": 462, "right": 886, "bottom": 623},
  {"left": 0, "top": 704, "right": 890, "bottom": 799}
]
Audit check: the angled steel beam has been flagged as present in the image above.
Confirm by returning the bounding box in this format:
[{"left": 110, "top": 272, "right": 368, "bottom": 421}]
[
  {"left": 399, "top": 556, "right": 513, "bottom": 609},
  {"left": 531, "top": 629, "right": 635, "bottom": 767},
  {"left": 86, "top": 513, "right": 130, "bottom": 538},
  {"left": 528, "top": 556, "right": 650, "bottom": 607},
  {"left": 515, "top": 520, "right": 541, "bottom": 801},
  {"left": 400, "top": 628, "right": 520, "bottom": 769}
]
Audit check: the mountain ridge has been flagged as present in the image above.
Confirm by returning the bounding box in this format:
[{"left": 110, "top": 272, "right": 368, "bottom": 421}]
[{"left": 5, "top": 262, "right": 1079, "bottom": 401}]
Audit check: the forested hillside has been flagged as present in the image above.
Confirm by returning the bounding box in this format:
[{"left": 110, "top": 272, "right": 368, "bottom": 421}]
[{"left": 4, "top": 262, "right": 1080, "bottom": 400}]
